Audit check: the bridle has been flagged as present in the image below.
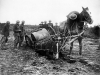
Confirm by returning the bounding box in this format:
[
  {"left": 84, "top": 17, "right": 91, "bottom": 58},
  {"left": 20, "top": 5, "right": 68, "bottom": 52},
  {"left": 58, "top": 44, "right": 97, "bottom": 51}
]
[{"left": 81, "top": 9, "right": 92, "bottom": 24}]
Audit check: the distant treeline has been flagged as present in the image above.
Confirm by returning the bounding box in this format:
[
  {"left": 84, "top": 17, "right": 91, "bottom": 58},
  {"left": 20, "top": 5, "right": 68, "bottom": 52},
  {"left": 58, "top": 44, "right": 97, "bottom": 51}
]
[
  {"left": 0, "top": 23, "right": 100, "bottom": 38},
  {"left": 84, "top": 25, "right": 100, "bottom": 38}
]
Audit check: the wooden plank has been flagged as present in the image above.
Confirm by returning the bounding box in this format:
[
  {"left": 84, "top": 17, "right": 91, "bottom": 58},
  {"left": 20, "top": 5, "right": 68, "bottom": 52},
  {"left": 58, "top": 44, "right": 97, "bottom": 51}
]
[{"left": 61, "top": 31, "right": 84, "bottom": 49}]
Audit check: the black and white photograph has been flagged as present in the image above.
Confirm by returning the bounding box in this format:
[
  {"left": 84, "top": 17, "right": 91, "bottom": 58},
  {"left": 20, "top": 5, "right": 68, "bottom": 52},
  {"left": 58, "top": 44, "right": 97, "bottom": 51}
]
[{"left": 0, "top": 0, "right": 100, "bottom": 75}]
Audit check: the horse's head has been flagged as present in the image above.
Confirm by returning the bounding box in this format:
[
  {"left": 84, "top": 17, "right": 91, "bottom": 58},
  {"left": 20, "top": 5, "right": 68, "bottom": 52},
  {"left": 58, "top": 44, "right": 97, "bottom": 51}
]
[{"left": 82, "top": 7, "right": 93, "bottom": 24}]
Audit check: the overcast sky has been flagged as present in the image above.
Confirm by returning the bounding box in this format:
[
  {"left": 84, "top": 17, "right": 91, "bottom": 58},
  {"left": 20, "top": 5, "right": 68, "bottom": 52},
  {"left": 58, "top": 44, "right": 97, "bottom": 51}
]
[{"left": 0, "top": 0, "right": 100, "bottom": 26}]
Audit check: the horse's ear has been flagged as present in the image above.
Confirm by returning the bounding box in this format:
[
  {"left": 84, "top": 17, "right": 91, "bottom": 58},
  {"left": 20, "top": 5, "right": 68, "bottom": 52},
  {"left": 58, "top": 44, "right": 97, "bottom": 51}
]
[
  {"left": 85, "top": 7, "right": 89, "bottom": 10},
  {"left": 82, "top": 7, "right": 85, "bottom": 10}
]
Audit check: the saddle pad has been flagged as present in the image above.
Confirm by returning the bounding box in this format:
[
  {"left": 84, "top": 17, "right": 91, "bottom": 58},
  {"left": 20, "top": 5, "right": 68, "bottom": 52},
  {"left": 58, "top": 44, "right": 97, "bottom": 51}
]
[
  {"left": 67, "top": 11, "right": 79, "bottom": 20},
  {"left": 68, "top": 13, "right": 77, "bottom": 20}
]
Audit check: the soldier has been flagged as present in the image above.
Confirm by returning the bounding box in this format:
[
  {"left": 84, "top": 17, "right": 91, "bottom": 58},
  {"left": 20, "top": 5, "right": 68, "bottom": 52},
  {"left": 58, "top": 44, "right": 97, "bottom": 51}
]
[
  {"left": 39, "top": 21, "right": 43, "bottom": 25},
  {"left": 48, "top": 20, "right": 53, "bottom": 28},
  {"left": 44, "top": 21, "right": 47, "bottom": 24},
  {"left": 19, "top": 21, "right": 25, "bottom": 47},
  {"left": 44, "top": 21, "right": 47, "bottom": 26},
  {"left": 55, "top": 23, "right": 58, "bottom": 26},
  {"left": 55, "top": 23, "right": 59, "bottom": 33},
  {"left": 13, "top": 20, "right": 21, "bottom": 49},
  {"left": 44, "top": 21, "right": 49, "bottom": 29},
  {"left": 1, "top": 21, "right": 10, "bottom": 49},
  {"left": 39, "top": 21, "right": 44, "bottom": 28},
  {"left": 39, "top": 21, "right": 47, "bottom": 29}
]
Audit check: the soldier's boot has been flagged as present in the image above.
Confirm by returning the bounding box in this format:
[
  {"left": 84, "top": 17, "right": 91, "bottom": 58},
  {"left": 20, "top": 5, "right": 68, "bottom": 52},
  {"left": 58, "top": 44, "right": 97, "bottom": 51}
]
[
  {"left": 19, "top": 38, "right": 23, "bottom": 47},
  {"left": 21, "top": 36, "right": 24, "bottom": 46},
  {"left": 18, "top": 36, "right": 22, "bottom": 49},
  {"left": 1, "top": 36, "right": 6, "bottom": 50},
  {"left": 14, "top": 37, "right": 18, "bottom": 49},
  {"left": 14, "top": 41, "right": 17, "bottom": 49}
]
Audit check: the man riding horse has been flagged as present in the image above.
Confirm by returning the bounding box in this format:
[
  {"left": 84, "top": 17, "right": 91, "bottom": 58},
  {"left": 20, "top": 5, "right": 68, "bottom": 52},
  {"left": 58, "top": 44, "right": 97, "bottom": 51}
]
[{"left": 60, "top": 7, "right": 93, "bottom": 55}]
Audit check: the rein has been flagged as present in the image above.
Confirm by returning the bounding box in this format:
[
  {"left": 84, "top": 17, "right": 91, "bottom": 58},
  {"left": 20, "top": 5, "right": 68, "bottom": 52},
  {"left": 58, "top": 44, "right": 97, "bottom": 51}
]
[{"left": 80, "top": 11, "right": 90, "bottom": 23}]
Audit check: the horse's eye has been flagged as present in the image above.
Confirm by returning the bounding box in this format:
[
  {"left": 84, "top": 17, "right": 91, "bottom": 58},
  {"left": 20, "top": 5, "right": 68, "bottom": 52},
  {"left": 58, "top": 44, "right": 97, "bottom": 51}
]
[
  {"left": 87, "top": 16, "right": 89, "bottom": 19},
  {"left": 85, "top": 16, "right": 89, "bottom": 19}
]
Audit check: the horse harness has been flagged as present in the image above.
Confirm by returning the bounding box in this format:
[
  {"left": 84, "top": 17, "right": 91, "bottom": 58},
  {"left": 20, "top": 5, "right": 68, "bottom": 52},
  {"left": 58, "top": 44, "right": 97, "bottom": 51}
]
[{"left": 64, "top": 12, "right": 87, "bottom": 38}]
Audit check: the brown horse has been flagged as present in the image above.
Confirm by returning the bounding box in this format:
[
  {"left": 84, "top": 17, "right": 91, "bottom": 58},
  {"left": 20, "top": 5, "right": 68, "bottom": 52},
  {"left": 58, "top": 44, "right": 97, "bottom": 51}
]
[{"left": 59, "top": 7, "right": 93, "bottom": 55}]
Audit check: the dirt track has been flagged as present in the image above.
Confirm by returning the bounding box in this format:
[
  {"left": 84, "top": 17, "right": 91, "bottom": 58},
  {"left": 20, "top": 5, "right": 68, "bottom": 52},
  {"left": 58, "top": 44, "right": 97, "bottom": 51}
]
[{"left": 0, "top": 33, "right": 100, "bottom": 75}]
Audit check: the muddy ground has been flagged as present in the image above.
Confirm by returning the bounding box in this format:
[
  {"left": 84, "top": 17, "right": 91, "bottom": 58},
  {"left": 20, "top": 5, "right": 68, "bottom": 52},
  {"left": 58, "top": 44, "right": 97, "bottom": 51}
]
[{"left": 0, "top": 32, "right": 100, "bottom": 75}]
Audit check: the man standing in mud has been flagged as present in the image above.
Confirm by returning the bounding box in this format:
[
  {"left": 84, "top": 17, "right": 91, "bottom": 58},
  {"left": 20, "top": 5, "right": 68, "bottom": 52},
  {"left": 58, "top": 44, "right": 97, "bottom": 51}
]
[
  {"left": 19, "top": 20, "right": 25, "bottom": 47},
  {"left": 13, "top": 20, "right": 21, "bottom": 49},
  {"left": 1, "top": 21, "right": 10, "bottom": 49}
]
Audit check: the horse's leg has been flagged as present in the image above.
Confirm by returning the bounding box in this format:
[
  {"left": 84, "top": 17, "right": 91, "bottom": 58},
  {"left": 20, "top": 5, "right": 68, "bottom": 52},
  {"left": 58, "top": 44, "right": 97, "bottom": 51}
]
[
  {"left": 78, "top": 37, "right": 82, "bottom": 55},
  {"left": 69, "top": 42, "right": 73, "bottom": 55}
]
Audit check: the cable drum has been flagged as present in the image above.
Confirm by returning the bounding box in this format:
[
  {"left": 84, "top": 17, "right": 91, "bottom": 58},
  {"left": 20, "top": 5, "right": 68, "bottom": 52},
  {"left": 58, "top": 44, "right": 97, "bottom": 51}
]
[{"left": 31, "top": 28, "right": 51, "bottom": 42}]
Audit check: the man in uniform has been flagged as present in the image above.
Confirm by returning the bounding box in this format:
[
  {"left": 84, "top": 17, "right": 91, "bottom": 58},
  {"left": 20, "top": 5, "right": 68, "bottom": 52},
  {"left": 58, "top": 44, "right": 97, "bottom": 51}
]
[
  {"left": 55, "top": 22, "right": 58, "bottom": 26},
  {"left": 44, "top": 21, "right": 48, "bottom": 27},
  {"left": 40, "top": 21, "right": 48, "bottom": 29},
  {"left": 48, "top": 20, "right": 53, "bottom": 28},
  {"left": 39, "top": 21, "right": 44, "bottom": 28},
  {"left": 55, "top": 23, "right": 59, "bottom": 33},
  {"left": 19, "top": 20, "right": 25, "bottom": 47},
  {"left": 1, "top": 21, "right": 10, "bottom": 49},
  {"left": 13, "top": 20, "right": 21, "bottom": 49}
]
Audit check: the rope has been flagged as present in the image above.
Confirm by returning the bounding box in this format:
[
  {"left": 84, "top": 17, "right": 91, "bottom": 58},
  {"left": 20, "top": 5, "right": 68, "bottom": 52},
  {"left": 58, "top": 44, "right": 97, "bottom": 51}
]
[{"left": 48, "top": 25, "right": 56, "bottom": 35}]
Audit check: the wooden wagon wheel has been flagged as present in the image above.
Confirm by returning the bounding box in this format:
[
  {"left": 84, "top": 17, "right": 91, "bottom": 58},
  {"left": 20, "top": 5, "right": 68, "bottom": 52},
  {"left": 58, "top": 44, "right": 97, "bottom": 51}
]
[{"left": 25, "top": 35, "right": 33, "bottom": 47}]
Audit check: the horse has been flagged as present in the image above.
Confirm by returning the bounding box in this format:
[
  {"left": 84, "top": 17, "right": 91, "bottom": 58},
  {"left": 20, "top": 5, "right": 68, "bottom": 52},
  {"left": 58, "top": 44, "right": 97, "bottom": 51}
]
[{"left": 59, "top": 7, "right": 93, "bottom": 55}]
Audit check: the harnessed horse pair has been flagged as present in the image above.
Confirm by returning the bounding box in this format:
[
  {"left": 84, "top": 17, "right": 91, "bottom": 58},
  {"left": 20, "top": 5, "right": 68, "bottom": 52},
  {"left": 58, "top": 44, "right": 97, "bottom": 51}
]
[{"left": 59, "top": 7, "right": 93, "bottom": 55}]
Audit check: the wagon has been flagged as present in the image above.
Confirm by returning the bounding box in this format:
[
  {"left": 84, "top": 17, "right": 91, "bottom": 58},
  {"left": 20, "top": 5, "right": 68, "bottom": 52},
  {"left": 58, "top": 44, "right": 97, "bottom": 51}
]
[
  {"left": 25, "top": 26, "right": 84, "bottom": 59},
  {"left": 25, "top": 26, "right": 62, "bottom": 59}
]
